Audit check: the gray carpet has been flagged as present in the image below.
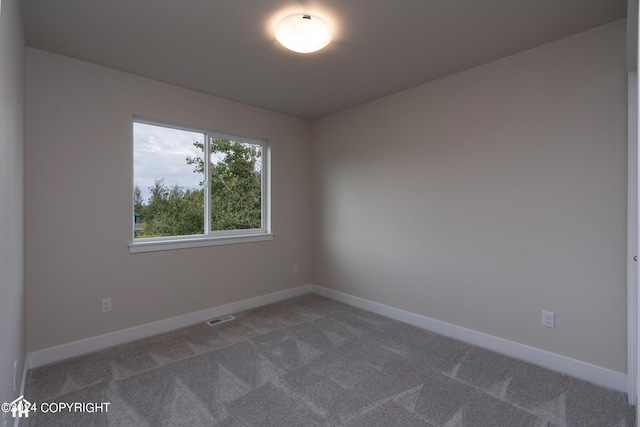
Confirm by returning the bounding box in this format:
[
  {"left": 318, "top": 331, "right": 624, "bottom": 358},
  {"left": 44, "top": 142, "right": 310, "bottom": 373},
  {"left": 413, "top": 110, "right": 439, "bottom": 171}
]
[{"left": 22, "top": 294, "right": 635, "bottom": 426}]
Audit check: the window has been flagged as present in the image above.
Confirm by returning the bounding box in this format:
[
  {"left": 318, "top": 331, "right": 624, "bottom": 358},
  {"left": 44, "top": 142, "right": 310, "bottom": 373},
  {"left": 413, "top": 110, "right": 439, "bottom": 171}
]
[{"left": 130, "top": 119, "right": 271, "bottom": 253}]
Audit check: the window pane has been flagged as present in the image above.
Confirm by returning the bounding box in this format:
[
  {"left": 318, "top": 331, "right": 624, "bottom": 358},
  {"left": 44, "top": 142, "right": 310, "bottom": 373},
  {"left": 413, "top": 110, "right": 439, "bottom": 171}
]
[
  {"left": 133, "top": 122, "right": 205, "bottom": 238},
  {"left": 209, "top": 138, "right": 262, "bottom": 231}
]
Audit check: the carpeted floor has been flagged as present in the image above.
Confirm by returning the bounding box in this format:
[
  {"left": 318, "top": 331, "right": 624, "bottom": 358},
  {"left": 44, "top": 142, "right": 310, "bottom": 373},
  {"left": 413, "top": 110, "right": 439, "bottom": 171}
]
[{"left": 22, "top": 294, "right": 635, "bottom": 426}]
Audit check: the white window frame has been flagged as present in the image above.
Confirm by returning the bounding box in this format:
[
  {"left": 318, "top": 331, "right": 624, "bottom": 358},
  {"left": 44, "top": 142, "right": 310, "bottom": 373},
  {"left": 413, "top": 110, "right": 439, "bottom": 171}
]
[{"left": 129, "top": 117, "right": 272, "bottom": 253}]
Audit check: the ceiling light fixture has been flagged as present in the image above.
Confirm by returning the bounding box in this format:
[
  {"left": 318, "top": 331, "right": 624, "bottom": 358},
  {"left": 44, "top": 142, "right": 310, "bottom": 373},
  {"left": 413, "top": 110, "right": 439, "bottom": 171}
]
[{"left": 275, "top": 13, "right": 332, "bottom": 53}]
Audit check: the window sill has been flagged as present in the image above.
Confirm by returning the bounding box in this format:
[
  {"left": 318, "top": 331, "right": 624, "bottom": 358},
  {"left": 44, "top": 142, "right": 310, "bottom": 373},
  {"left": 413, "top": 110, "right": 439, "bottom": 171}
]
[{"left": 129, "top": 233, "right": 274, "bottom": 253}]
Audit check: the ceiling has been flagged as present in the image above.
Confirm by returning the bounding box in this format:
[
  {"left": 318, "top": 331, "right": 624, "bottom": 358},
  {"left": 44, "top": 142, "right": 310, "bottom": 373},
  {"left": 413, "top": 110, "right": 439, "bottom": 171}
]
[{"left": 20, "top": 0, "right": 627, "bottom": 120}]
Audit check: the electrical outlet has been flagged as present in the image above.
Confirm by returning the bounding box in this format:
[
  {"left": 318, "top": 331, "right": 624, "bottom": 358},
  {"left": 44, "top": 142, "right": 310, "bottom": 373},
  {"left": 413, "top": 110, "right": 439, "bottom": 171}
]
[
  {"left": 102, "top": 298, "right": 112, "bottom": 313},
  {"left": 293, "top": 264, "right": 299, "bottom": 274},
  {"left": 542, "top": 311, "right": 555, "bottom": 328}
]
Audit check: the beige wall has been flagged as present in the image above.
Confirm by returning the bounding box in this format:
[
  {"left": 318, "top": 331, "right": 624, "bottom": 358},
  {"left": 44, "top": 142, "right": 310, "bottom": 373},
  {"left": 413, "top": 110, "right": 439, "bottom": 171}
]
[
  {"left": 0, "top": 0, "right": 26, "bottom": 405},
  {"left": 25, "top": 48, "right": 313, "bottom": 351},
  {"left": 312, "top": 20, "right": 628, "bottom": 372}
]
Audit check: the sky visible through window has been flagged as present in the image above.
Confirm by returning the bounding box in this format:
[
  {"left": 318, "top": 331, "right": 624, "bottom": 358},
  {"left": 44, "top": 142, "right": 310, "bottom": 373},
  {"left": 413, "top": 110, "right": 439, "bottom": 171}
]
[{"left": 133, "top": 122, "right": 205, "bottom": 202}]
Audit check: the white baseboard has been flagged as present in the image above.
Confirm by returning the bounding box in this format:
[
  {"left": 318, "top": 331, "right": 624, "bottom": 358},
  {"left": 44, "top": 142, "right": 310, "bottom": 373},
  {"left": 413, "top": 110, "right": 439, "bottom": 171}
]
[
  {"left": 15, "top": 355, "right": 30, "bottom": 427},
  {"left": 26, "top": 283, "right": 627, "bottom": 394},
  {"left": 28, "top": 285, "right": 313, "bottom": 368},
  {"left": 311, "top": 285, "right": 628, "bottom": 393}
]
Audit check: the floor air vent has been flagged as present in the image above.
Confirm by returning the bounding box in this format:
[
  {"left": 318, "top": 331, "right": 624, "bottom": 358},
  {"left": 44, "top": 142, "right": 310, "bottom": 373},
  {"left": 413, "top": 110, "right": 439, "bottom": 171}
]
[{"left": 206, "top": 315, "right": 235, "bottom": 326}]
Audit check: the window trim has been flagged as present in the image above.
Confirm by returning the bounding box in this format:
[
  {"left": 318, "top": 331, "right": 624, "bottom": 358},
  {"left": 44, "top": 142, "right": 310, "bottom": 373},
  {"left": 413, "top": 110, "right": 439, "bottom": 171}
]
[
  {"left": 129, "top": 233, "right": 274, "bottom": 253},
  {"left": 129, "top": 117, "right": 272, "bottom": 253}
]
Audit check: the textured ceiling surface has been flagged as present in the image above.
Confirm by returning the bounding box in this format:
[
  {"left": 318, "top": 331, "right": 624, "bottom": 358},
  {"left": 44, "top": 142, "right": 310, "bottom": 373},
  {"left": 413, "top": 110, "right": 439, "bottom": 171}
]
[{"left": 21, "top": 0, "right": 627, "bottom": 119}]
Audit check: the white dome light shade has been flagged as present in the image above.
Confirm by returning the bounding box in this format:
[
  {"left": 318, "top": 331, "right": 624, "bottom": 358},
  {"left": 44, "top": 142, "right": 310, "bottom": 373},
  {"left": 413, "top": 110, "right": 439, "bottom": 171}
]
[{"left": 275, "top": 14, "right": 332, "bottom": 53}]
